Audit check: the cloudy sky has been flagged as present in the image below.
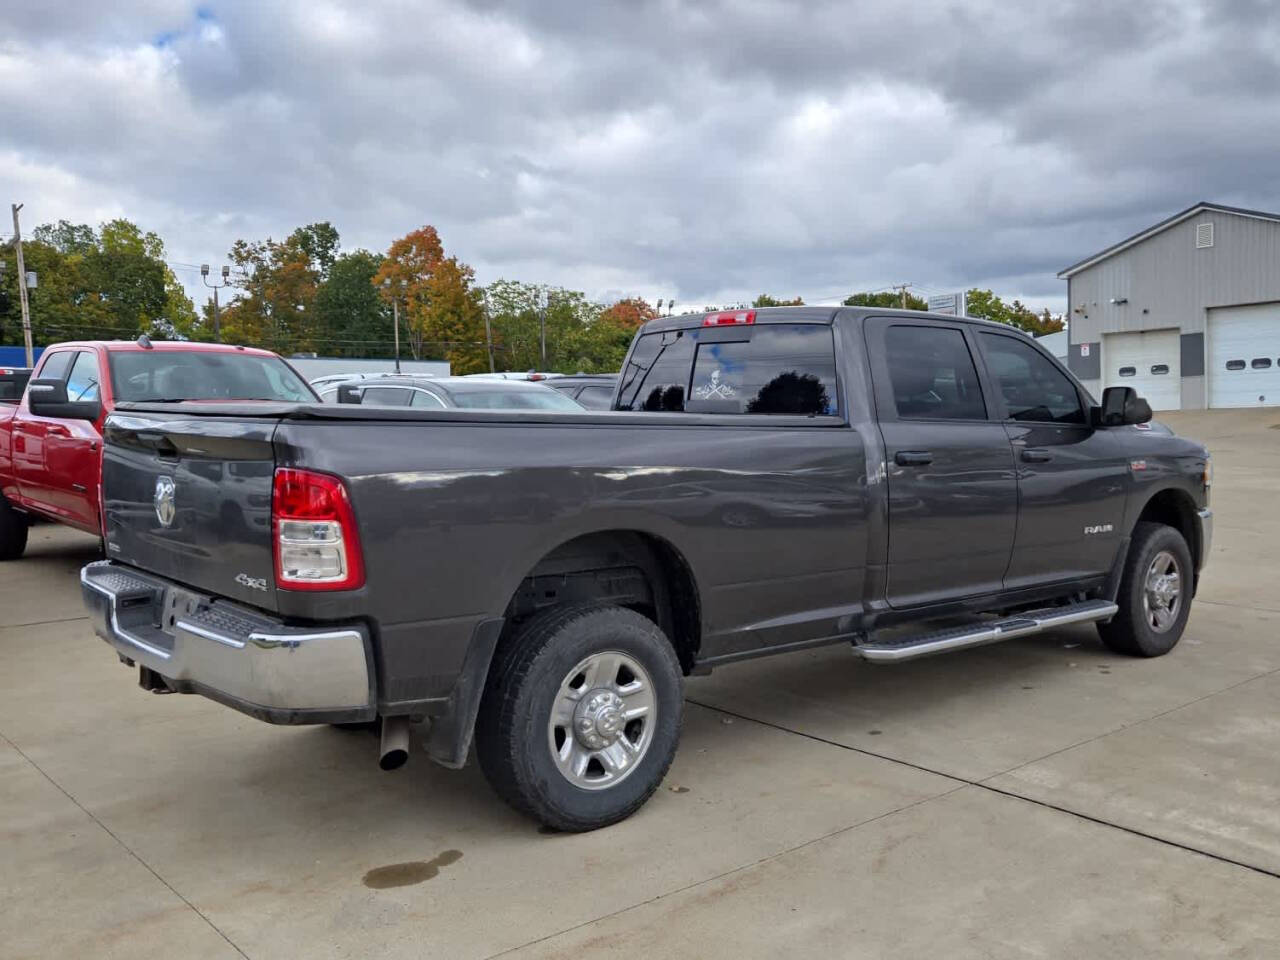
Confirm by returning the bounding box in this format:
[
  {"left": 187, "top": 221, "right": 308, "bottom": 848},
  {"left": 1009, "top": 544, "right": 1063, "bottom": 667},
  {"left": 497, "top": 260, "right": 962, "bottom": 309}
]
[{"left": 3, "top": 0, "right": 1278, "bottom": 313}]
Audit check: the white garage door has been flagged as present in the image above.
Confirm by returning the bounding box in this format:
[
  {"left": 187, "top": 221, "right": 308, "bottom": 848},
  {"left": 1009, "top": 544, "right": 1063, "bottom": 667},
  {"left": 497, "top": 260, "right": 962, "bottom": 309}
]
[
  {"left": 1208, "top": 303, "right": 1280, "bottom": 408},
  {"left": 1103, "top": 329, "right": 1181, "bottom": 410}
]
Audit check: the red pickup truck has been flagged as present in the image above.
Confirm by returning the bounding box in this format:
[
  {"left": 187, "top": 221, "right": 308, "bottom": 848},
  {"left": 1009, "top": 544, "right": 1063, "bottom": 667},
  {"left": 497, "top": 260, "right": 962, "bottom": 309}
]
[{"left": 0, "top": 339, "right": 318, "bottom": 559}]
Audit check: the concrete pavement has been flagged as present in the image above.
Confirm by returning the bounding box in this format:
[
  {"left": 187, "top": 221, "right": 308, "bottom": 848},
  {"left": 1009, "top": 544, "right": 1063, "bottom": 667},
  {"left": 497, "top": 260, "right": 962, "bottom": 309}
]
[{"left": 2, "top": 409, "right": 1278, "bottom": 958}]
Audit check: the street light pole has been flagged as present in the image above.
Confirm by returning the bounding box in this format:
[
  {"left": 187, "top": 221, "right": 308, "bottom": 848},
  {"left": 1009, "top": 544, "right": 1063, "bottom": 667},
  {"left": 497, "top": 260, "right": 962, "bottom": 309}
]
[{"left": 200, "top": 263, "right": 232, "bottom": 342}]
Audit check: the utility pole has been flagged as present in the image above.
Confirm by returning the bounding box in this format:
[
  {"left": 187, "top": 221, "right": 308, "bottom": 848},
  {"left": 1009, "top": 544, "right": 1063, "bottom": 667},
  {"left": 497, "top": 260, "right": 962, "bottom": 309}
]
[
  {"left": 200, "top": 263, "right": 232, "bottom": 342},
  {"left": 539, "top": 288, "right": 547, "bottom": 369},
  {"left": 892, "top": 283, "right": 912, "bottom": 309},
  {"left": 11, "top": 204, "right": 33, "bottom": 367},
  {"left": 482, "top": 294, "right": 496, "bottom": 373},
  {"left": 382, "top": 277, "right": 407, "bottom": 373}
]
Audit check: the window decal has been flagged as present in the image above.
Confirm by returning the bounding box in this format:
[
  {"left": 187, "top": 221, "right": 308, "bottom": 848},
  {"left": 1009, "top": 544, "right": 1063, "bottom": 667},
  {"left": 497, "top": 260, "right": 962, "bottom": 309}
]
[{"left": 693, "top": 368, "right": 737, "bottom": 401}]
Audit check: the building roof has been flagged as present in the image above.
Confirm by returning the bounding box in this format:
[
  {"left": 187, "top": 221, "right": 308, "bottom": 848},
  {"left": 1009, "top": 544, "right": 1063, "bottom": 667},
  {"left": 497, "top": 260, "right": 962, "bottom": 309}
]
[{"left": 1057, "top": 201, "right": 1280, "bottom": 279}]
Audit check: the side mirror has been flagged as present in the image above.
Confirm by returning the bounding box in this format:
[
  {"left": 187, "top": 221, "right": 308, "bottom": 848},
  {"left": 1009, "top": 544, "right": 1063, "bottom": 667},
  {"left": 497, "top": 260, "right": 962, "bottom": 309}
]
[
  {"left": 1096, "top": 386, "right": 1152, "bottom": 427},
  {"left": 336, "top": 384, "right": 362, "bottom": 404},
  {"left": 27, "top": 378, "right": 101, "bottom": 421}
]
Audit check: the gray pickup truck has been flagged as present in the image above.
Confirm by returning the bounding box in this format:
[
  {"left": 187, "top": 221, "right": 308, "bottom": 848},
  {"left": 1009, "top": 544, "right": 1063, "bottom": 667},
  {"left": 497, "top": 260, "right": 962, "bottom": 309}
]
[{"left": 81, "top": 306, "right": 1212, "bottom": 830}]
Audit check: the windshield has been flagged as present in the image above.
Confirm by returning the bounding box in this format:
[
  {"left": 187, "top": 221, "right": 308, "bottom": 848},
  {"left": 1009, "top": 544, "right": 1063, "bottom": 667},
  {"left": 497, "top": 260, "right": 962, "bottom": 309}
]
[
  {"left": 109, "top": 351, "right": 317, "bottom": 403},
  {"left": 451, "top": 388, "right": 583, "bottom": 411}
]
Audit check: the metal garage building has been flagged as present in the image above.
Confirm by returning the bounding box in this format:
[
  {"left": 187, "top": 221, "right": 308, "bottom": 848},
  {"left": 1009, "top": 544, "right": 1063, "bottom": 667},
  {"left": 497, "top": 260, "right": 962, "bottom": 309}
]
[{"left": 1058, "top": 201, "right": 1280, "bottom": 410}]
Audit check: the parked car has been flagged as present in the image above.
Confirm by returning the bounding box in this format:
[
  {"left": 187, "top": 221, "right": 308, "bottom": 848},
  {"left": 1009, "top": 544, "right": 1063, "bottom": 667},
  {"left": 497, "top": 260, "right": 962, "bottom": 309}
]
[
  {"left": 0, "top": 367, "right": 31, "bottom": 402},
  {"left": 82, "top": 306, "right": 1211, "bottom": 831},
  {"left": 463, "top": 370, "right": 564, "bottom": 382},
  {"left": 544, "top": 373, "right": 618, "bottom": 410},
  {"left": 331, "top": 375, "right": 585, "bottom": 411},
  {"left": 0, "top": 338, "right": 316, "bottom": 558}
]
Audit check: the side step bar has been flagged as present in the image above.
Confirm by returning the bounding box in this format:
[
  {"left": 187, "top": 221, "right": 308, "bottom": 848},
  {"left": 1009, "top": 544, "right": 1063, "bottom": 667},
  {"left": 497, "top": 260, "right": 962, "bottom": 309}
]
[{"left": 855, "top": 599, "right": 1118, "bottom": 664}]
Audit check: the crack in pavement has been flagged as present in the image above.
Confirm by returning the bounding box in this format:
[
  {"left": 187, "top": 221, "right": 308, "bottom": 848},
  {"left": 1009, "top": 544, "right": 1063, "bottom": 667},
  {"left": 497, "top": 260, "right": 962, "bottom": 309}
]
[
  {"left": 0, "top": 730, "right": 253, "bottom": 960},
  {"left": 685, "top": 681, "right": 1280, "bottom": 884}
]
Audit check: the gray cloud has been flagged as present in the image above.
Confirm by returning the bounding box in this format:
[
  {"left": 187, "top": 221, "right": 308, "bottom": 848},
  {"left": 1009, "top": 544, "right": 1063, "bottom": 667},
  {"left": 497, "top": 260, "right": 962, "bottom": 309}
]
[{"left": 2, "top": 0, "right": 1278, "bottom": 313}]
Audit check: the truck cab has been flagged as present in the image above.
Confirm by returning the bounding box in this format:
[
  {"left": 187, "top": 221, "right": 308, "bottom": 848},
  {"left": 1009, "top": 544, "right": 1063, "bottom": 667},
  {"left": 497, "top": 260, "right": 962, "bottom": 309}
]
[{"left": 0, "top": 339, "right": 317, "bottom": 559}]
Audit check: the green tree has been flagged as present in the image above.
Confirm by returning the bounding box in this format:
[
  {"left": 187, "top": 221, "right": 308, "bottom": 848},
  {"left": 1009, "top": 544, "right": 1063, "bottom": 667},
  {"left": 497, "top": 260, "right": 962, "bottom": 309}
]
[
  {"left": 313, "top": 250, "right": 389, "bottom": 357},
  {"left": 1, "top": 219, "right": 195, "bottom": 346},
  {"left": 843, "top": 290, "right": 929, "bottom": 311},
  {"left": 964, "top": 289, "right": 1064, "bottom": 335},
  {"left": 753, "top": 294, "right": 805, "bottom": 307}
]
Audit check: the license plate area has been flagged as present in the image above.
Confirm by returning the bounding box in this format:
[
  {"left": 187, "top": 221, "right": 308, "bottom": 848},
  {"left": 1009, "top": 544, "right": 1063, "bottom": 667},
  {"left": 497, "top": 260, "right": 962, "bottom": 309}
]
[{"left": 160, "top": 587, "right": 203, "bottom": 635}]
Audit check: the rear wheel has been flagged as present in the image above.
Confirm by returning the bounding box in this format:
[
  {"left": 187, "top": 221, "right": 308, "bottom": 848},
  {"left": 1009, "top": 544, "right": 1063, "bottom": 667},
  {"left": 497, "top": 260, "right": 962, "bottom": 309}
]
[
  {"left": 0, "top": 496, "right": 28, "bottom": 561},
  {"left": 476, "top": 603, "right": 683, "bottom": 831},
  {"left": 1098, "top": 521, "right": 1193, "bottom": 657}
]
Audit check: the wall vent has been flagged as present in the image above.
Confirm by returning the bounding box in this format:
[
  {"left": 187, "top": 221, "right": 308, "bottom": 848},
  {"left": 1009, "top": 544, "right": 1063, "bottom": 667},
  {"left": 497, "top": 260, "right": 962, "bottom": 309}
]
[{"left": 1195, "top": 222, "right": 1214, "bottom": 248}]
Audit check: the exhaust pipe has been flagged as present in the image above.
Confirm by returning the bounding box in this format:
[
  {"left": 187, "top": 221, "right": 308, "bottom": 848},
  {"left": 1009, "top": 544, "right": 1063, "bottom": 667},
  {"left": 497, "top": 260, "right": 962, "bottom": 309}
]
[{"left": 379, "top": 716, "right": 410, "bottom": 771}]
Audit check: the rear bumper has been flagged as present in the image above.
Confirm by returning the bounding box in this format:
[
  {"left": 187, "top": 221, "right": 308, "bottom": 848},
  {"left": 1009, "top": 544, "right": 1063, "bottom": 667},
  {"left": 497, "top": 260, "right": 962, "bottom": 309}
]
[
  {"left": 80, "top": 560, "right": 375, "bottom": 725},
  {"left": 1198, "top": 507, "right": 1213, "bottom": 570}
]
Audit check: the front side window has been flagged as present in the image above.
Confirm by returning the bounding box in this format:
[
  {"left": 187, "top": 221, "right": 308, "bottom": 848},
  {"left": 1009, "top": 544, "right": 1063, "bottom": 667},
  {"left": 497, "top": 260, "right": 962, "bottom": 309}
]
[
  {"left": 882, "top": 325, "right": 986, "bottom": 420},
  {"left": 65, "top": 351, "right": 101, "bottom": 401},
  {"left": 981, "top": 333, "right": 1085, "bottom": 424}
]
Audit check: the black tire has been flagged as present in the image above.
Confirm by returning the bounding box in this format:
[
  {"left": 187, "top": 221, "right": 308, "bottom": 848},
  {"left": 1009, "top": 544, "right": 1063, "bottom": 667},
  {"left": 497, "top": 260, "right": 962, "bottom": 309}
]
[
  {"left": 0, "top": 496, "right": 28, "bottom": 561},
  {"left": 476, "top": 603, "right": 683, "bottom": 832},
  {"left": 1098, "top": 521, "right": 1193, "bottom": 657}
]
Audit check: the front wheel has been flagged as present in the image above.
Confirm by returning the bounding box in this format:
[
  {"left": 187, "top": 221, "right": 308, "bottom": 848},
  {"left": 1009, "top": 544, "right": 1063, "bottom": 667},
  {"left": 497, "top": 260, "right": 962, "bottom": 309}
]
[
  {"left": 0, "top": 496, "right": 28, "bottom": 561},
  {"left": 476, "top": 603, "right": 683, "bottom": 831},
  {"left": 1097, "top": 521, "right": 1194, "bottom": 657}
]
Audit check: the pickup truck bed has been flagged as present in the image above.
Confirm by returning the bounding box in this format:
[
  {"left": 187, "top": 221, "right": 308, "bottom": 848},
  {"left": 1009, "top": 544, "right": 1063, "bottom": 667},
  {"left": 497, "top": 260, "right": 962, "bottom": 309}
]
[{"left": 82, "top": 306, "right": 1212, "bottom": 830}]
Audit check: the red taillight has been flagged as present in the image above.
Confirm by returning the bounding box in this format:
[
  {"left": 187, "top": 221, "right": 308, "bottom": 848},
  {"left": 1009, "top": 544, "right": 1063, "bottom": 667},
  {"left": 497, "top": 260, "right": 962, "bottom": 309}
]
[
  {"left": 272, "top": 468, "right": 364, "bottom": 591},
  {"left": 703, "top": 310, "right": 755, "bottom": 326}
]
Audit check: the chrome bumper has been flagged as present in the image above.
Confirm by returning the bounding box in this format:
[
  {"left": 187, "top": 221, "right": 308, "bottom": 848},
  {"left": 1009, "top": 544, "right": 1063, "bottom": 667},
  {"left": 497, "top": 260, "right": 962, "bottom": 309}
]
[
  {"left": 81, "top": 561, "right": 374, "bottom": 724},
  {"left": 1198, "top": 507, "right": 1213, "bottom": 570}
]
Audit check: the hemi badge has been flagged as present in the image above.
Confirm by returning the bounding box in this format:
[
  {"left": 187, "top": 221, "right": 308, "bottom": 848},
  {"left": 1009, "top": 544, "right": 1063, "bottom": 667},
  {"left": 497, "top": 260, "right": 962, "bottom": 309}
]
[{"left": 1130, "top": 459, "right": 1148, "bottom": 472}]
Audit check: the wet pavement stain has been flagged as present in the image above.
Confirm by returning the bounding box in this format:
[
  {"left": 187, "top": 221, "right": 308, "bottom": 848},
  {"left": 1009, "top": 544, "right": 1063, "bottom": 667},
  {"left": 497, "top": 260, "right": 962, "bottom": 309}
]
[{"left": 362, "top": 850, "right": 463, "bottom": 889}]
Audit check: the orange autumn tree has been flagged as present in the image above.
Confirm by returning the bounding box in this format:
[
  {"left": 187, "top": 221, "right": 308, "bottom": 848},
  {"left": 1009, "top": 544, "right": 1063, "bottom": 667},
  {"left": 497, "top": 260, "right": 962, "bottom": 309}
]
[
  {"left": 599, "top": 297, "right": 658, "bottom": 329},
  {"left": 373, "top": 226, "right": 445, "bottom": 359},
  {"left": 422, "top": 257, "right": 489, "bottom": 374}
]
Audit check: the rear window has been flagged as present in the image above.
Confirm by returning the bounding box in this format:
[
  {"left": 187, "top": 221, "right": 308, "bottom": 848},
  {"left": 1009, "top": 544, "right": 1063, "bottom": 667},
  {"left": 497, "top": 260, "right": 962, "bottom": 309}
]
[
  {"left": 617, "top": 324, "right": 838, "bottom": 415},
  {"left": 110, "top": 351, "right": 316, "bottom": 403}
]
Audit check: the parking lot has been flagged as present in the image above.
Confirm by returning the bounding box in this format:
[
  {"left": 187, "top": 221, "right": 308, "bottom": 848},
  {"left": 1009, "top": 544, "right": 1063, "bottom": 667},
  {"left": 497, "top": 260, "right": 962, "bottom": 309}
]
[{"left": 2, "top": 407, "right": 1278, "bottom": 959}]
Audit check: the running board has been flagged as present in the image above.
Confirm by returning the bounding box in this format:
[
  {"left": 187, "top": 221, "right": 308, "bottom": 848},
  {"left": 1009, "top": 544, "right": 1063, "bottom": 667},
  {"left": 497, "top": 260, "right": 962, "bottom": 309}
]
[{"left": 854, "top": 599, "right": 1118, "bottom": 663}]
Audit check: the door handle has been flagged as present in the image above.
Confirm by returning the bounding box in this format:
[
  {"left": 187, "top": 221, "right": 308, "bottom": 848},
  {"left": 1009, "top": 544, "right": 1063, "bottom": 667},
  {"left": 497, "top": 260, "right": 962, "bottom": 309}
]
[
  {"left": 894, "top": 450, "right": 934, "bottom": 466},
  {"left": 47, "top": 425, "right": 71, "bottom": 438},
  {"left": 1020, "top": 448, "right": 1052, "bottom": 463}
]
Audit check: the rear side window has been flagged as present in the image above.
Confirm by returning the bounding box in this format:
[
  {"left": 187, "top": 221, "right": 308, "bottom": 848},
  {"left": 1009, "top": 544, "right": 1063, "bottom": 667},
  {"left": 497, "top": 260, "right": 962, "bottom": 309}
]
[
  {"left": 617, "top": 330, "right": 696, "bottom": 411},
  {"left": 65, "top": 351, "right": 101, "bottom": 401},
  {"left": 687, "top": 326, "right": 837, "bottom": 415},
  {"left": 576, "top": 385, "right": 615, "bottom": 409},
  {"left": 362, "top": 387, "right": 412, "bottom": 406},
  {"left": 617, "top": 324, "right": 838, "bottom": 415},
  {"left": 883, "top": 326, "right": 986, "bottom": 420},
  {"left": 981, "top": 333, "right": 1086, "bottom": 425},
  {"left": 37, "top": 351, "right": 74, "bottom": 381},
  {"left": 409, "top": 389, "right": 446, "bottom": 408}
]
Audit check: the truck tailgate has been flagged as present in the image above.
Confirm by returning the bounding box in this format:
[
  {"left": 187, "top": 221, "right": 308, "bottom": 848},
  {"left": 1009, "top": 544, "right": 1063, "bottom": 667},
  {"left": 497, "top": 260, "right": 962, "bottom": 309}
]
[{"left": 102, "top": 412, "right": 282, "bottom": 612}]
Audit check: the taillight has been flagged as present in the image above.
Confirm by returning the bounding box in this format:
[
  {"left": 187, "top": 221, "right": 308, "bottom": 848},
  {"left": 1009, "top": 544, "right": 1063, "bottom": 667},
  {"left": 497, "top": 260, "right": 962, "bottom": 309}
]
[
  {"left": 703, "top": 310, "right": 755, "bottom": 326},
  {"left": 272, "top": 468, "right": 364, "bottom": 591}
]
